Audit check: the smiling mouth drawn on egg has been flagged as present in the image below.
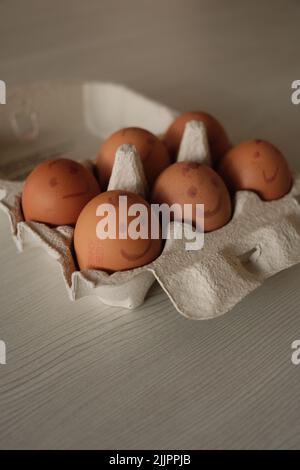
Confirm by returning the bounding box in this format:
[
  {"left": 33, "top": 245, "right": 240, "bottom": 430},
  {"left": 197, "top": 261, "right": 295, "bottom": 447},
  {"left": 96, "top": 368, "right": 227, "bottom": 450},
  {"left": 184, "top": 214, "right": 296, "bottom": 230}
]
[
  {"left": 263, "top": 166, "right": 279, "bottom": 184},
  {"left": 120, "top": 239, "right": 152, "bottom": 261},
  {"left": 204, "top": 194, "right": 222, "bottom": 218},
  {"left": 62, "top": 183, "right": 89, "bottom": 199}
]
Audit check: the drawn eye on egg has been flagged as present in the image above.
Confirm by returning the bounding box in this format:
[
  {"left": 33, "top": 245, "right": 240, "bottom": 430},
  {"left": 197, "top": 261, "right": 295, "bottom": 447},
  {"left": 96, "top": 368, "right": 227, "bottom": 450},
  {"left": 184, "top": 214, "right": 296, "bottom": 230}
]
[
  {"left": 49, "top": 177, "right": 58, "bottom": 187},
  {"left": 187, "top": 185, "right": 198, "bottom": 198},
  {"left": 69, "top": 165, "right": 79, "bottom": 174},
  {"left": 211, "top": 176, "right": 220, "bottom": 188},
  {"left": 108, "top": 196, "right": 118, "bottom": 207}
]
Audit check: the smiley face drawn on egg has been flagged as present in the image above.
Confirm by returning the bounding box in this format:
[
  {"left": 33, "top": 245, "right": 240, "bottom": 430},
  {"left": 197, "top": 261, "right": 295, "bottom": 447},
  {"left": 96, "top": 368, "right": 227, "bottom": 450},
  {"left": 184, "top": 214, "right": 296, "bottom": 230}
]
[
  {"left": 47, "top": 160, "right": 90, "bottom": 199},
  {"left": 182, "top": 167, "right": 224, "bottom": 218},
  {"left": 184, "top": 164, "right": 230, "bottom": 224},
  {"left": 74, "top": 190, "right": 162, "bottom": 273},
  {"left": 152, "top": 161, "right": 232, "bottom": 232},
  {"left": 218, "top": 140, "right": 292, "bottom": 201},
  {"left": 22, "top": 158, "right": 101, "bottom": 226}
]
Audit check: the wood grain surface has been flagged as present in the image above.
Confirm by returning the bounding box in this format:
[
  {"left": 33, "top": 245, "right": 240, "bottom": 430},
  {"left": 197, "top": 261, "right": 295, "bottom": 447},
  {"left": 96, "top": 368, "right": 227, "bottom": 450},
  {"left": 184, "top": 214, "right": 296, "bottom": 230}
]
[{"left": 1, "top": 0, "right": 300, "bottom": 449}]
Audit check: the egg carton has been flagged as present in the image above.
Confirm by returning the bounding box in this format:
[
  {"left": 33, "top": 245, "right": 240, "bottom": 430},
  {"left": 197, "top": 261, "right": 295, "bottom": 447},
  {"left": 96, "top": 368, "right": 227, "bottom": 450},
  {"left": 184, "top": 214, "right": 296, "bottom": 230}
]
[{"left": 1, "top": 80, "right": 300, "bottom": 320}]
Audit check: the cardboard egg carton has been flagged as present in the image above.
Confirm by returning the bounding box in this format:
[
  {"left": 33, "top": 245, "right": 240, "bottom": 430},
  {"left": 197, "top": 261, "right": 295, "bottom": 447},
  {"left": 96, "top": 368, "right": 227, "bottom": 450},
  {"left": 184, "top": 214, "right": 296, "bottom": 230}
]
[{"left": 1, "top": 80, "right": 300, "bottom": 320}]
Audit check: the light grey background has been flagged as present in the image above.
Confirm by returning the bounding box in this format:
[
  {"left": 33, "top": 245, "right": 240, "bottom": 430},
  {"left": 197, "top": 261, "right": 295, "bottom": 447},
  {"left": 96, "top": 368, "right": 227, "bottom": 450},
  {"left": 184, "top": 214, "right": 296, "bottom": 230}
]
[{"left": 1, "top": 0, "right": 300, "bottom": 449}]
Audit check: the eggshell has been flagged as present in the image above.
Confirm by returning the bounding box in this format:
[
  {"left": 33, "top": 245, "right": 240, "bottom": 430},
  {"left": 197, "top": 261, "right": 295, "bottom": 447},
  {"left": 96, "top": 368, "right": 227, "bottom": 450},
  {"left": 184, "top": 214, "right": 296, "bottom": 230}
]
[
  {"left": 22, "top": 158, "right": 101, "bottom": 226},
  {"left": 96, "top": 127, "right": 171, "bottom": 189},
  {"left": 74, "top": 190, "right": 162, "bottom": 272},
  {"left": 163, "top": 111, "right": 231, "bottom": 164},
  {"left": 152, "top": 162, "right": 232, "bottom": 232},
  {"left": 218, "top": 139, "right": 293, "bottom": 201}
]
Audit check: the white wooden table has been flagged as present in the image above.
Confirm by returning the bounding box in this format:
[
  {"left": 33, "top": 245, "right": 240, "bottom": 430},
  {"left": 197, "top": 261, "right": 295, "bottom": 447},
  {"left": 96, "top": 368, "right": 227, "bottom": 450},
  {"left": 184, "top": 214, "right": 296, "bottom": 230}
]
[{"left": 1, "top": 0, "right": 300, "bottom": 449}]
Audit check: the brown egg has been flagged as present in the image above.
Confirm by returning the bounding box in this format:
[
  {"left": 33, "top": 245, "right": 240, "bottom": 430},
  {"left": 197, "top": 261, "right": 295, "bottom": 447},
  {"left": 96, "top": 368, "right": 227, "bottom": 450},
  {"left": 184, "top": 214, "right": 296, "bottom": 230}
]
[
  {"left": 152, "top": 162, "right": 232, "bottom": 232},
  {"left": 96, "top": 127, "right": 171, "bottom": 188},
  {"left": 218, "top": 140, "right": 292, "bottom": 201},
  {"left": 74, "top": 190, "right": 162, "bottom": 272},
  {"left": 22, "top": 158, "right": 101, "bottom": 226},
  {"left": 163, "top": 111, "right": 231, "bottom": 164}
]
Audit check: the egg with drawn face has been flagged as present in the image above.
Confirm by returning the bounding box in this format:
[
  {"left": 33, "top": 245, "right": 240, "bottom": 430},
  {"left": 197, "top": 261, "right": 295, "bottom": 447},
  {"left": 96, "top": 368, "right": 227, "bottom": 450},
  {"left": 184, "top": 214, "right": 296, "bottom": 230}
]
[
  {"left": 74, "top": 190, "right": 162, "bottom": 272},
  {"left": 218, "top": 140, "right": 293, "bottom": 201},
  {"left": 163, "top": 111, "right": 231, "bottom": 164},
  {"left": 96, "top": 127, "right": 171, "bottom": 189},
  {"left": 22, "top": 158, "right": 101, "bottom": 226},
  {"left": 152, "top": 162, "right": 232, "bottom": 232}
]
